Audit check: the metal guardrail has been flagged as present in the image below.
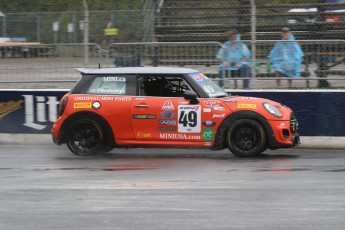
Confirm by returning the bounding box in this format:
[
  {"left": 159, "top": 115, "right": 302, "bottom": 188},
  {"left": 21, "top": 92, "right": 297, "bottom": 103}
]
[
  {"left": 107, "top": 41, "right": 222, "bottom": 67},
  {"left": 0, "top": 41, "right": 344, "bottom": 89},
  {"left": 0, "top": 43, "right": 102, "bottom": 59}
]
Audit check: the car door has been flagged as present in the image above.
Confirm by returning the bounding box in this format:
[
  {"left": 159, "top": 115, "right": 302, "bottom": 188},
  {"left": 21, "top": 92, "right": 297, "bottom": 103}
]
[
  {"left": 131, "top": 96, "right": 208, "bottom": 142},
  {"left": 130, "top": 74, "right": 204, "bottom": 143}
]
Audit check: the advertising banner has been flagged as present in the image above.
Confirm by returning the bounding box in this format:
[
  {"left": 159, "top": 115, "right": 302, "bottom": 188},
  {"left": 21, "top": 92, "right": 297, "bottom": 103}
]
[
  {"left": 0, "top": 90, "right": 67, "bottom": 134},
  {"left": 0, "top": 89, "right": 344, "bottom": 136},
  {"left": 234, "top": 91, "right": 345, "bottom": 136}
]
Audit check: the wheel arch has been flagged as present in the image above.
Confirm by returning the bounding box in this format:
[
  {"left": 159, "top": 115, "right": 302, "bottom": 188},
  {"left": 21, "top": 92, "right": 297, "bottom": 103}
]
[
  {"left": 213, "top": 110, "right": 275, "bottom": 150},
  {"left": 58, "top": 111, "right": 115, "bottom": 150}
]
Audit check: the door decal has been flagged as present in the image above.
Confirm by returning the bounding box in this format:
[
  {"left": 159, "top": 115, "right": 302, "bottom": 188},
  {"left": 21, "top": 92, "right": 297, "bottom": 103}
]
[{"left": 178, "top": 105, "right": 201, "bottom": 133}]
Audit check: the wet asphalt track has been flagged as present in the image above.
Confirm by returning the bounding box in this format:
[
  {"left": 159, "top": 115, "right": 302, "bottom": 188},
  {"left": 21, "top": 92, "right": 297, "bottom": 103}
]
[{"left": 0, "top": 146, "right": 345, "bottom": 230}]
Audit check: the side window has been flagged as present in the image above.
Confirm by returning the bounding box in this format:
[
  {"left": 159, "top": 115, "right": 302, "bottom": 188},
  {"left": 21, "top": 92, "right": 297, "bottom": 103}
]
[
  {"left": 87, "top": 76, "right": 126, "bottom": 95},
  {"left": 139, "top": 75, "right": 190, "bottom": 97}
]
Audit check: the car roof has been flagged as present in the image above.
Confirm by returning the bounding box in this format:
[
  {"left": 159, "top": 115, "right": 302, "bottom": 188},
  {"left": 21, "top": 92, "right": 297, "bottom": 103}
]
[{"left": 76, "top": 67, "right": 200, "bottom": 75}]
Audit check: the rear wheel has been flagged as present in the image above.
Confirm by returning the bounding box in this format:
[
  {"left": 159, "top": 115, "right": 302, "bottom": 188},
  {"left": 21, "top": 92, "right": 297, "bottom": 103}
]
[
  {"left": 66, "top": 118, "right": 105, "bottom": 156},
  {"left": 226, "top": 119, "right": 266, "bottom": 157}
]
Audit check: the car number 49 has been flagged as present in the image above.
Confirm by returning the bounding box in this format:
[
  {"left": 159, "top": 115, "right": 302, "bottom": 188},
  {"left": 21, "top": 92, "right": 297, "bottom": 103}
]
[{"left": 178, "top": 105, "right": 201, "bottom": 133}]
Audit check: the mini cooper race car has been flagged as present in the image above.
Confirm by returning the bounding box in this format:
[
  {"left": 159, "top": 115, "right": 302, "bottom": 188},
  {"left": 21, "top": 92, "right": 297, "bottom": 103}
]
[{"left": 52, "top": 67, "right": 300, "bottom": 157}]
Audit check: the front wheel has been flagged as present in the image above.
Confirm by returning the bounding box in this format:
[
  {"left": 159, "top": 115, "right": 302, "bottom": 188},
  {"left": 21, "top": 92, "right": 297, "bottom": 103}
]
[
  {"left": 226, "top": 119, "right": 266, "bottom": 157},
  {"left": 66, "top": 118, "right": 105, "bottom": 156}
]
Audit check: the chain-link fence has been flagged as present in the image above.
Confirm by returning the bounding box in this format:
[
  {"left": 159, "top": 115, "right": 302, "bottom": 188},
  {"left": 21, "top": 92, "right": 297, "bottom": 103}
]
[
  {"left": 0, "top": 0, "right": 344, "bottom": 89},
  {"left": 1, "top": 11, "right": 145, "bottom": 45}
]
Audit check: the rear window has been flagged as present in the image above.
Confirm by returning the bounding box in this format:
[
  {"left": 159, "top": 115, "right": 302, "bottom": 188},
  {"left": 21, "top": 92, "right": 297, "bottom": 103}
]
[{"left": 87, "top": 76, "right": 126, "bottom": 95}]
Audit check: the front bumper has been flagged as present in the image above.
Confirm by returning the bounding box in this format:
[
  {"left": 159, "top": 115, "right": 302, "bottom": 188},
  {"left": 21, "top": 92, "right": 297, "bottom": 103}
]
[{"left": 268, "top": 112, "right": 300, "bottom": 149}]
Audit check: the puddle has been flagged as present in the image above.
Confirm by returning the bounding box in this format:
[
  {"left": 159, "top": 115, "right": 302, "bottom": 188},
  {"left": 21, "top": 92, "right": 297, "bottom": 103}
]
[
  {"left": 37, "top": 167, "right": 159, "bottom": 171},
  {"left": 323, "top": 169, "right": 345, "bottom": 172},
  {"left": 253, "top": 168, "right": 313, "bottom": 172},
  {"left": 102, "top": 167, "right": 159, "bottom": 171}
]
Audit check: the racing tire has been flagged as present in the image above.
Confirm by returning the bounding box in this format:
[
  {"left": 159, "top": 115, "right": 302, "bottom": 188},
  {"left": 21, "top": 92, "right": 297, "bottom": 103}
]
[
  {"left": 66, "top": 118, "right": 105, "bottom": 156},
  {"left": 226, "top": 119, "right": 267, "bottom": 157}
]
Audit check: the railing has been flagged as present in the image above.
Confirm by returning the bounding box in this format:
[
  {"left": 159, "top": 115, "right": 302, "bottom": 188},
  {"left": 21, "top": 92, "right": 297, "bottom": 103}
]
[
  {"left": 0, "top": 43, "right": 102, "bottom": 59},
  {"left": 0, "top": 41, "right": 344, "bottom": 89},
  {"left": 108, "top": 41, "right": 222, "bottom": 67}
]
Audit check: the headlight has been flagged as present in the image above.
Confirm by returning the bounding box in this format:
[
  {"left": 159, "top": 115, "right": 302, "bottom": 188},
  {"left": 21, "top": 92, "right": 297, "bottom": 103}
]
[{"left": 262, "top": 102, "right": 283, "bottom": 118}]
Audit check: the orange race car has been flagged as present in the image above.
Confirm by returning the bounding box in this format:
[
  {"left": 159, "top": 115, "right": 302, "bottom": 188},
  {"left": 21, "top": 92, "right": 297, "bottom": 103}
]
[{"left": 52, "top": 67, "right": 300, "bottom": 157}]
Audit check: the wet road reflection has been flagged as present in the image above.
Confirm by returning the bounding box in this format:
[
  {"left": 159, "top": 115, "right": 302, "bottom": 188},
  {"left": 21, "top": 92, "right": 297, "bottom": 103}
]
[{"left": 1, "top": 146, "right": 345, "bottom": 229}]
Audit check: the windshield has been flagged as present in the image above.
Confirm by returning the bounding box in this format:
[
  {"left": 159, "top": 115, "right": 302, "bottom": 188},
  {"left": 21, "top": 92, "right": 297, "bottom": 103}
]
[{"left": 188, "top": 72, "right": 229, "bottom": 98}]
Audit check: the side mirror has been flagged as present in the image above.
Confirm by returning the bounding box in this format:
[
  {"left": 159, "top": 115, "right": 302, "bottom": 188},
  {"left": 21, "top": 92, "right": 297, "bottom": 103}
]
[{"left": 183, "top": 90, "right": 199, "bottom": 104}]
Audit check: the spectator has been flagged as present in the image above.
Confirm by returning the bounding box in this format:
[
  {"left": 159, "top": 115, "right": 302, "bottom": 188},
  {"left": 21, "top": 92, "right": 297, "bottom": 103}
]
[
  {"left": 269, "top": 27, "right": 304, "bottom": 88},
  {"left": 216, "top": 30, "right": 251, "bottom": 89}
]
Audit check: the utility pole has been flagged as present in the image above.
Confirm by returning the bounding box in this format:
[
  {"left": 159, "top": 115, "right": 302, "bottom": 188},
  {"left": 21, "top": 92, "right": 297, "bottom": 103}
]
[
  {"left": 83, "top": 0, "right": 89, "bottom": 66},
  {"left": 250, "top": 0, "right": 257, "bottom": 87}
]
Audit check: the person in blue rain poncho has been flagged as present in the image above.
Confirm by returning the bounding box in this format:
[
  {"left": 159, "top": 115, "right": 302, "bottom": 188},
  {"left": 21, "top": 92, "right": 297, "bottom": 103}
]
[
  {"left": 216, "top": 30, "right": 251, "bottom": 89},
  {"left": 269, "top": 27, "right": 304, "bottom": 88}
]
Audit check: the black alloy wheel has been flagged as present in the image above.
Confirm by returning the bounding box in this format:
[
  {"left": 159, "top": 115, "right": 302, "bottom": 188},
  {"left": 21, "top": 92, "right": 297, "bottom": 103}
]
[
  {"left": 226, "top": 119, "right": 267, "bottom": 157},
  {"left": 66, "top": 118, "right": 105, "bottom": 156}
]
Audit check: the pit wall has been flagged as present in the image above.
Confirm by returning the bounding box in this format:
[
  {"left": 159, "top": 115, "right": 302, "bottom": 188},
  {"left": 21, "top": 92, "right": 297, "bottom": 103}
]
[{"left": 0, "top": 89, "right": 344, "bottom": 136}]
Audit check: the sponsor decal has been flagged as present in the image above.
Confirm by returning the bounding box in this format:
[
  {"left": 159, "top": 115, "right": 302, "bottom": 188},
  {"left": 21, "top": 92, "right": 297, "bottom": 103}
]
[
  {"left": 179, "top": 105, "right": 200, "bottom": 111},
  {"left": 103, "top": 76, "right": 126, "bottom": 82},
  {"left": 224, "top": 99, "right": 237, "bottom": 103},
  {"left": 213, "top": 106, "right": 225, "bottom": 111},
  {"left": 108, "top": 97, "right": 131, "bottom": 101},
  {"left": 159, "top": 120, "right": 176, "bottom": 125},
  {"left": 102, "top": 96, "right": 131, "bottom": 101},
  {"left": 209, "top": 92, "right": 226, "bottom": 98},
  {"left": 212, "top": 113, "right": 225, "bottom": 118},
  {"left": 74, "top": 102, "right": 92, "bottom": 109},
  {"left": 0, "top": 100, "right": 24, "bottom": 119},
  {"left": 203, "top": 108, "right": 211, "bottom": 113},
  {"left": 178, "top": 100, "right": 188, "bottom": 105},
  {"left": 202, "top": 128, "right": 215, "bottom": 141},
  {"left": 203, "top": 85, "right": 215, "bottom": 94},
  {"left": 162, "top": 100, "right": 175, "bottom": 111},
  {"left": 137, "top": 132, "right": 151, "bottom": 138},
  {"left": 74, "top": 96, "right": 100, "bottom": 101},
  {"left": 238, "top": 104, "right": 257, "bottom": 109},
  {"left": 204, "top": 100, "right": 219, "bottom": 108},
  {"left": 204, "top": 142, "right": 212, "bottom": 146},
  {"left": 178, "top": 105, "right": 201, "bottom": 133},
  {"left": 89, "top": 88, "right": 125, "bottom": 94},
  {"left": 190, "top": 73, "right": 205, "bottom": 81},
  {"left": 159, "top": 133, "right": 201, "bottom": 140},
  {"left": 92, "top": 101, "right": 101, "bottom": 110},
  {"left": 157, "top": 126, "right": 177, "bottom": 132},
  {"left": 160, "top": 110, "right": 176, "bottom": 119},
  {"left": 74, "top": 96, "right": 131, "bottom": 101},
  {"left": 132, "top": 114, "right": 156, "bottom": 119},
  {"left": 202, "top": 120, "right": 216, "bottom": 127},
  {"left": 241, "top": 97, "right": 258, "bottom": 100},
  {"left": 193, "top": 75, "right": 203, "bottom": 81},
  {"left": 135, "top": 97, "right": 146, "bottom": 100}
]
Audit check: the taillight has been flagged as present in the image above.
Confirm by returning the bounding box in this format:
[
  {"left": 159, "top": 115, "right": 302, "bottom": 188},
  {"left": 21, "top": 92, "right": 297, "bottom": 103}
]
[{"left": 58, "top": 96, "right": 68, "bottom": 116}]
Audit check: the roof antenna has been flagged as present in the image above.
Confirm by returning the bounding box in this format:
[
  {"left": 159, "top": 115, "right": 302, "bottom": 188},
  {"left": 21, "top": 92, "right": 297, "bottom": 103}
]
[{"left": 98, "top": 63, "right": 101, "bottom": 69}]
